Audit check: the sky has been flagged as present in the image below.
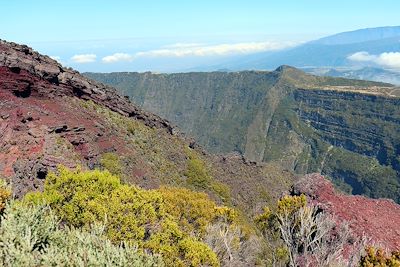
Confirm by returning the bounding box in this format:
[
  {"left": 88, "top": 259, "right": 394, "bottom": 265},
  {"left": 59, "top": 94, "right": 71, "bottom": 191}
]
[{"left": 1, "top": 0, "right": 399, "bottom": 72}]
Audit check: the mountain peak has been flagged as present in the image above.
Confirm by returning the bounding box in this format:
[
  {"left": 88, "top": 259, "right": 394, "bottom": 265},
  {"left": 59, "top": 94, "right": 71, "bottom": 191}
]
[
  {"left": 274, "top": 65, "right": 299, "bottom": 72},
  {"left": 274, "top": 65, "right": 315, "bottom": 86}
]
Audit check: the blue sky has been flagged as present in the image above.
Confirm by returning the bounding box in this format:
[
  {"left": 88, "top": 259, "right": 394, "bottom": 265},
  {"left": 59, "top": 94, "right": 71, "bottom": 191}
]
[{"left": 1, "top": 0, "right": 399, "bottom": 72}]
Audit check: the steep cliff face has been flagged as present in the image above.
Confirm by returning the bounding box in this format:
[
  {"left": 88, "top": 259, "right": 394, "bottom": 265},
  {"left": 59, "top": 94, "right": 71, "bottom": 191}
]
[
  {"left": 86, "top": 67, "right": 400, "bottom": 202},
  {"left": 87, "top": 71, "right": 279, "bottom": 155},
  {"left": 294, "top": 89, "right": 400, "bottom": 161},
  {"left": 269, "top": 88, "right": 400, "bottom": 201}
]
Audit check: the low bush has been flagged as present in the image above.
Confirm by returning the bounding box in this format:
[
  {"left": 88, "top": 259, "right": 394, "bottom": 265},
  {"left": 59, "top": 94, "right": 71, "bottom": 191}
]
[
  {"left": 24, "top": 166, "right": 220, "bottom": 267},
  {"left": 359, "top": 247, "right": 400, "bottom": 267},
  {"left": 0, "top": 201, "right": 162, "bottom": 266}
]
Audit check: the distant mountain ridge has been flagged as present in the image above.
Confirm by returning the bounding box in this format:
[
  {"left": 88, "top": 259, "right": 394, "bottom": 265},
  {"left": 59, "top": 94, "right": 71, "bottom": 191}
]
[
  {"left": 305, "top": 66, "right": 400, "bottom": 85},
  {"left": 207, "top": 26, "right": 400, "bottom": 85},
  {"left": 311, "top": 26, "right": 400, "bottom": 45},
  {"left": 86, "top": 67, "right": 400, "bottom": 203}
]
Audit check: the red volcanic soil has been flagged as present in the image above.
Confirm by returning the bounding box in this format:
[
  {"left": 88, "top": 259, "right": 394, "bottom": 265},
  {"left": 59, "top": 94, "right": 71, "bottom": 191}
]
[
  {"left": 0, "top": 67, "right": 131, "bottom": 195},
  {"left": 295, "top": 174, "right": 400, "bottom": 251},
  {"left": 0, "top": 40, "right": 176, "bottom": 196}
]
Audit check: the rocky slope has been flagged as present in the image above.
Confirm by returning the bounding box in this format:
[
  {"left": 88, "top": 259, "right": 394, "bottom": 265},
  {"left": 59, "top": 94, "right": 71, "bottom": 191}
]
[
  {"left": 86, "top": 68, "right": 400, "bottom": 202},
  {"left": 0, "top": 39, "right": 294, "bottom": 216}
]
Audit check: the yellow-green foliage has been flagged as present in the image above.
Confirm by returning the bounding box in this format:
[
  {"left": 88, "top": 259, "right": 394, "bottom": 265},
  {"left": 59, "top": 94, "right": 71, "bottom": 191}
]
[
  {"left": 25, "top": 167, "right": 121, "bottom": 227},
  {"left": 254, "top": 206, "right": 272, "bottom": 232},
  {"left": 24, "top": 167, "right": 220, "bottom": 267},
  {"left": 277, "top": 194, "right": 306, "bottom": 216},
  {"left": 185, "top": 149, "right": 232, "bottom": 203},
  {"left": 359, "top": 247, "right": 400, "bottom": 267},
  {"left": 0, "top": 179, "right": 11, "bottom": 214},
  {"left": 255, "top": 195, "right": 307, "bottom": 233},
  {"left": 210, "top": 180, "right": 231, "bottom": 203},
  {"left": 185, "top": 150, "right": 213, "bottom": 189},
  {"left": 100, "top": 152, "right": 123, "bottom": 177},
  {"left": 254, "top": 195, "right": 308, "bottom": 266},
  {"left": 159, "top": 186, "right": 236, "bottom": 238}
]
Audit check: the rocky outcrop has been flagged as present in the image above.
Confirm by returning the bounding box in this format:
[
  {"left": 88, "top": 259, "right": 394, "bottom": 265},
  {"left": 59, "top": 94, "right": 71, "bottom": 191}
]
[
  {"left": 0, "top": 40, "right": 176, "bottom": 133},
  {"left": 0, "top": 39, "right": 179, "bottom": 196},
  {"left": 294, "top": 174, "right": 400, "bottom": 251}
]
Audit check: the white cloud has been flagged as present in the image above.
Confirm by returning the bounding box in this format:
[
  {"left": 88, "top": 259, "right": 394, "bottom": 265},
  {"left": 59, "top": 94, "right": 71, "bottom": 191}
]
[
  {"left": 135, "top": 41, "right": 296, "bottom": 58},
  {"left": 163, "top": 43, "right": 205, "bottom": 49},
  {"left": 347, "top": 51, "right": 377, "bottom": 62},
  {"left": 101, "top": 41, "right": 297, "bottom": 64},
  {"left": 376, "top": 52, "right": 400, "bottom": 69},
  {"left": 71, "top": 54, "right": 97, "bottom": 63},
  {"left": 102, "top": 53, "right": 134, "bottom": 63},
  {"left": 348, "top": 51, "right": 400, "bottom": 69}
]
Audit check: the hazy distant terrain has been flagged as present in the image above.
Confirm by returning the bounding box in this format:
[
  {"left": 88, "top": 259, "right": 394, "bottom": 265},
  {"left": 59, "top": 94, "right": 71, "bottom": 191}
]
[
  {"left": 198, "top": 26, "right": 400, "bottom": 84},
  {"left": 215, "top": 26, "right": 400, "bottom": 69},
  {"left": 304, "top": 67, "right": 400, "bottom": 85}
]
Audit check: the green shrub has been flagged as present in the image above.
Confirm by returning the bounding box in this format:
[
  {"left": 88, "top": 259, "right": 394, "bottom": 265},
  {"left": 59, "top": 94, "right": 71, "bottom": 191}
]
[
  {"left": 0, "top": 178, "right": 11, "bottom": 214},
  {"left": 100, "top": 152, "right": 123, "bottom": 177},
  {"left": 184, "top": 149, "right": 232, "bottom": 203},
  {"left": 0, "top": 201, "right": 162, "bottom": 267},
  {"left": 159, "top": 186, "right": 236, "bottom": 238},
  {"left": 185, "top": 150, "right": 213, "bottom": 189},
  {"left": 255, "top": 195, "right": 351, "bottom": 267},
  {"left": 24, "top": 166, "right": 220, "bottom": 267},
  {"left": 359, "top": 247, "right": 400, "bottom": 267}
]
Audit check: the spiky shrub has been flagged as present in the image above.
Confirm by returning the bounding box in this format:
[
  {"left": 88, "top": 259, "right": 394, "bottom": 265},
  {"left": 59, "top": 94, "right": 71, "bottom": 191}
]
[
  {"left": 0, "top": 201, "right": 163, "bottom": 267},
  {"left": 24, "top": 167, "right": 220, "bottom": 267},
  {"left": 255, "top": 195, "right": 353, "bottom": 267}
]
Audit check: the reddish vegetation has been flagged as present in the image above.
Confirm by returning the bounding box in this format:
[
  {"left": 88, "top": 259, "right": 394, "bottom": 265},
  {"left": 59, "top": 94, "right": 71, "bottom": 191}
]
[{"left": 295, "top": 174, "right": 400, "bottom": 251}]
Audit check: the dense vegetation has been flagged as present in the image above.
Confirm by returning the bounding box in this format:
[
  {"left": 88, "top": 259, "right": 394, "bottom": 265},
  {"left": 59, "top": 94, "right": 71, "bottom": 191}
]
[
  {"left": 24, "top": 167, "right": 241, "bottom": 266},
  {"left": 1, "top": 170, "right": 398, "bottom": 266},
  {"left": 85, "top": 68, "right": 400, "bottom": 203}
]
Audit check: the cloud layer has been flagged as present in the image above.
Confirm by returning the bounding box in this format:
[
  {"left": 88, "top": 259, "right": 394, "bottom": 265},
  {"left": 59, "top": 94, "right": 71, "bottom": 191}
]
[
  {"left": 71, "top": 54, "right": 97, "bottom": 63},
  {"left": 102, "top": 53, "right": 134, "bottom": 63},
  {"left": 348, "top": 51, "right": 400, "bottom": 69},
  {"left": 101, "top": 41, "right": 296, "bottom": 63}
]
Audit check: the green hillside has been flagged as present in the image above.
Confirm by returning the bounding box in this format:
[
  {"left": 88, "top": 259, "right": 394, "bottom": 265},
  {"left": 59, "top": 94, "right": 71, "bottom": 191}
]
[{"left": 86, "top": 67, "right": 400, "bottom": 202}]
